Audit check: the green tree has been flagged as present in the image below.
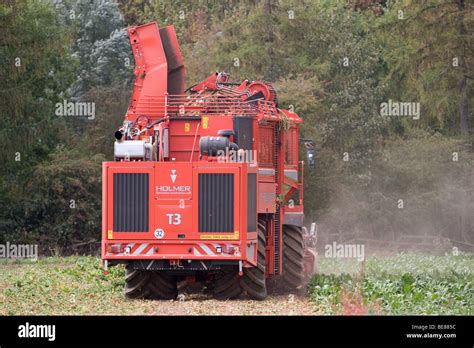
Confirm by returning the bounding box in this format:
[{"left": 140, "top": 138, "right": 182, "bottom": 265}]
[
  {"left": 0, "top": 0, "right": 76, "bottom": 242},
  {"left": 376, "top": 0, "right": 473, "bottom": 135},
  {"left": 0, "top": 0, "right": 76, "bottom": 176},
  {"left": 55, "top": 0, "right": 131, "bottom": 97}
]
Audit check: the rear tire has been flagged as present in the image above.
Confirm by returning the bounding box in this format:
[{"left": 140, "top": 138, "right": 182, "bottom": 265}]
[
  {"left": 282, "top": 224, "right": 305, "bottom": 290},
  {"left": 213, "top": 219, "right": 268, "bottom": 301},
  {"left": 124, "top": 266, "right": 178, "bottom": 300},
  {"left": 148, "top": 272, "right": 178, "bottom": 300},
  {"left": 124, "top": 267, "right": 151, "bottom": 299},
  {"left": 240, "top": 219, "right": 267, "bottom": 300},
  {"left": 213, "top": 269, "right": 242, "bottom": 300}
]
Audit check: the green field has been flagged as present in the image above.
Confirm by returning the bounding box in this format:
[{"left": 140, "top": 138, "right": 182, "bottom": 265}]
[
  {"left": 312, "top": 253, "right": 474, "bottom": 315},
  {"left": 0, "top": 253, "right": 472, "bottom": 315}
]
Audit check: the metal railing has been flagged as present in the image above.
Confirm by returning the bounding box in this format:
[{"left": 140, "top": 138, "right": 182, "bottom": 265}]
[{"left": 129, "top": 94, "right": 279, "bottom": 119}]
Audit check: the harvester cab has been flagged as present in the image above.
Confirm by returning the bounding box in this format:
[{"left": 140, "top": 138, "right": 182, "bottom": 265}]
[{"left": 101, "top": 22, "right": 316, "bottom": 300}]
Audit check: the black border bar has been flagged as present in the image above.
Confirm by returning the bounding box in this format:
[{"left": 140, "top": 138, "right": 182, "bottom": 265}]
[{"left": 0, "top": 315, "right": 472, "bottom": 346}]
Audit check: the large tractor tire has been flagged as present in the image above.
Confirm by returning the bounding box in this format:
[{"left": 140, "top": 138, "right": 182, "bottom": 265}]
[
  {"left": 213, "top": 268, "right": 242, "bottom": 300},
  {"left": 213, "top": 219, "right": 268, "bottom": 300},
  {"left": 282, "top": 224, "right": 305, "bottom": 290},
  {"left": 125, "top": 266, "right": 178, "bottom": 300},
  {"left": 124, "top": 267, "right": 151, "bottom": 299},
  {"left": 240, "top": 219, "right": 267, "bottom": 300},
  {"left": 148, "top": 272, "right": 178, "bottom": 300}
]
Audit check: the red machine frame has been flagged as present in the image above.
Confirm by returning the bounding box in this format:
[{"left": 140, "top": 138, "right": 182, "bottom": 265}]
[{"left": 101, "top": 22, "right": 308, "bottom": 281}]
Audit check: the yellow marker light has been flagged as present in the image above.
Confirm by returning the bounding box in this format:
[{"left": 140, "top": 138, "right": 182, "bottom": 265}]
[
  {"left": 184, "top": 123, "right": 190, "bottom": 132},
  {"left": 202, "top": 116, "right": 209, "bottom": 129}
]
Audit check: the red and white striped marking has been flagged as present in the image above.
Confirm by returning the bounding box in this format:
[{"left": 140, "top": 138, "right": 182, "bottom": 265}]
[{"left": 105, "top": 242, "right": 238, "bottom": 257}]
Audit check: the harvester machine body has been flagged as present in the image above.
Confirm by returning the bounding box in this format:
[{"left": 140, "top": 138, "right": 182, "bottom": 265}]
[{"left": 102, "top": 22, "right": 312, "bottom": 300}]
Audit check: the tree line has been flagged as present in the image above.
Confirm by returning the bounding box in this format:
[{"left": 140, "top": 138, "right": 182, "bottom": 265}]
[{"left": 0, "top": 0, "right": 472, "bottom": 253}]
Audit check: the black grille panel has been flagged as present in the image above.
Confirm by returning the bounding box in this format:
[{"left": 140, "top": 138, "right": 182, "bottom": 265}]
[
  {"left": 247, "top": 173, "right": 257, "bottom": 232},
  {"left": 113, "top": 173, "right": 149, "bottom": 232},
  {"left": 199, "top": 173, "right": 234, "bottom": 232}
]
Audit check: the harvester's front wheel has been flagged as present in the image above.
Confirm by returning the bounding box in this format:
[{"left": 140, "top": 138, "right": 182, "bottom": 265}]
[
  {"left": 240, "top": 219, "right": 267, "bottom": 300},
  {"left": 282, "top": 224, "right": 305, "bottom": 290}
]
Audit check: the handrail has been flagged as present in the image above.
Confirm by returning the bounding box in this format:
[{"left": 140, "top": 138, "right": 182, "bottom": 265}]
[
  {"left": 190, "top": 122, "right": 201, "bottom": 162},
  {"left": 299, "top": 160, "right": 304, "bottom": 205},
  {"left": 126, "top": 94, "right": 287, "bottom": 122}
]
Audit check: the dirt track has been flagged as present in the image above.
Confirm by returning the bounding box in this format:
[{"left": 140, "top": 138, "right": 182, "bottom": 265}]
[{"left": 135, "top": 293, "right": 321, "bottom": 315}]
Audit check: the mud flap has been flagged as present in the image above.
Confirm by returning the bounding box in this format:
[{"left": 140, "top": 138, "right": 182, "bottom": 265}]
[{"left": 303, "top": 248, "right": 317, "bottom": 280}]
